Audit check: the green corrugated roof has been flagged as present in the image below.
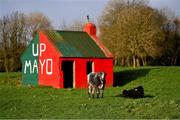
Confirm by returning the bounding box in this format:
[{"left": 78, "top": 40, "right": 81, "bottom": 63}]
[{"left": 44, "top": 30, "right": 106, "bottom": 58}]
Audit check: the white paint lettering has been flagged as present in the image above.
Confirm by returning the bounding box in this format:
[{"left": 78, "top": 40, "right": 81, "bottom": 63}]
[
  {"left": 39, "top": 59, "right": 46, "bottom": 74},
  {"left": 46, "top": 59, "right": 53, "bottom": 75},
  {"left": 32, "top": 43, "right": 38, "bottom": 56},
  {"left": 40, "top": 43, "right": 46, "bottom": 56},
  {"left": 24, "top": 60, "right": 32, "bottom": 74},
  {"left": 24, "top": 42, "right": 53, "bottom": 75},
  {"left": 33, "top": 60, "right": 38, "bottom": 74}
]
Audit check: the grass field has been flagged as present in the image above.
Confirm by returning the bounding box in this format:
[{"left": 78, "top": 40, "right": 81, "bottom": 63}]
[{"left": 0, "top": 66, "right": 180, "bottom": 119}]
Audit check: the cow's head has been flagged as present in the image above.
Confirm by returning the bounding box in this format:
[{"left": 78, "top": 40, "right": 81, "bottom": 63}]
[{"left": 98, "top": 72, "right": 106, "bottom": 89}]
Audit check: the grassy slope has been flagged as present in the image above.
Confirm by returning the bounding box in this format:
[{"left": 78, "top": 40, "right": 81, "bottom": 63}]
[{"left": 0, "top": 67, "right": 180, "bottom": 119}]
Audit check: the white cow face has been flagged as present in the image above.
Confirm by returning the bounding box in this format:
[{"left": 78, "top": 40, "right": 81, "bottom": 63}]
[{"left": 99, "top": 72, "right": 106, "bottom": 84}]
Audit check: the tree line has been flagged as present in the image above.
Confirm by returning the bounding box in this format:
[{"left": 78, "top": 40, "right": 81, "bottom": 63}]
[
  {"left": 0, "top": 0, "right": 180, "bottom": 72},
  {"left": 99, "top": 0, "right": 180, "bottom": 67}
]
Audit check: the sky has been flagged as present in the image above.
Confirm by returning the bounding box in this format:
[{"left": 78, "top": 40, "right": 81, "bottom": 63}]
[{"left": 0, "top": 0, "right": 180, "bottom": 29}]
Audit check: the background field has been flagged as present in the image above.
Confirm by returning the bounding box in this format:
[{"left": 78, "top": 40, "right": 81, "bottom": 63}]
[{"left": 0, "top": 66, "right": 180, "bottom": 119}]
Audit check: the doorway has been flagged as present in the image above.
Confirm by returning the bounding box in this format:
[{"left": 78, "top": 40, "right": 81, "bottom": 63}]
[
  {"left": 62, "top": 61, "right": 74, "bottom": 88},
  {"left": 87, "top": 61, "right": 93, "bottom": 75}
]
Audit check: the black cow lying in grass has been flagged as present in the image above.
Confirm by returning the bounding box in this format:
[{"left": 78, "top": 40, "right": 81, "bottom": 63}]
[{"left": 122, "top": 86, "right": 144, "bottom": 98}]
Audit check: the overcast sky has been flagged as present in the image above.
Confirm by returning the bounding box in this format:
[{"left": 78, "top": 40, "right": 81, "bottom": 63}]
[{"left": 0, "top": 0, "right": 180, "bottom": 29}]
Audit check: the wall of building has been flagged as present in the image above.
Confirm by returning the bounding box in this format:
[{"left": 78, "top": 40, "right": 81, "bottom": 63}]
[
  {"left": 39, "top": 32, "right": 62, "bottom": 88},
  {"left": 93, "top": 58, "right": 114, "bottom": 87},
  {"left": 20, "top": 34, "right": 39, "bottom": 86},
  {"left": 59, "top": 58, "right": 113, "bottom": 88}
]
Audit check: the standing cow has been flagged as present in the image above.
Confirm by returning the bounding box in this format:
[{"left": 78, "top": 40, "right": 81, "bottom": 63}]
[{"left": 87, "top": 72, "right": 106, "bottom": 98}]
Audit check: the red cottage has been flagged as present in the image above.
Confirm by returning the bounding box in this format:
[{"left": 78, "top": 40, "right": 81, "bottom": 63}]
[{"left": 21, "top": 22, "right": 114, "bottom": 88}]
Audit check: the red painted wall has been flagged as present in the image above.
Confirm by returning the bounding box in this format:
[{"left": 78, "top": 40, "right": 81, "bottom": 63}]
[
  {"left": 93, "top": 58, "right": 113, "bottom": 87},
  {"left": 39, "top": 32, "right": 62, "bottom": 88},
  {"left": 59, "top": 58, "right": 113, "bottom": 88}
]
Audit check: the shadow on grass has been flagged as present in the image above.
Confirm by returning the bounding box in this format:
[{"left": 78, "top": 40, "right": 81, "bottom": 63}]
[
  {"left": 113, "top": 94, "right": 154, "bottom": 98},
  {"left": 144, "top": 95, "right": 154, "bottom": 98},
  {"left": 113, "top": 68, "right": 152, "bottom": 87}
]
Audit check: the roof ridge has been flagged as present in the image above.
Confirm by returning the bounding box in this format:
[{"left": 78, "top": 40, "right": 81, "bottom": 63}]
[
  {"left": 54, "top": 30, "right": 86, "bottom": 33},
  {"left": 89, "top": 35, "right": 114, "bottom": 58}
]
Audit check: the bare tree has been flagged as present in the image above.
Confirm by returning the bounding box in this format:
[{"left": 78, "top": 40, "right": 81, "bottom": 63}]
[
  {"left": 0, "top": 12, "right": 53, "bottom": 72},
  {"left": 59, "top": 19, "right": 67, "bottom": 30},
  {"left": 0, "top": 12, "right": 27, "bottom": 72},
  {"left": 61, "top": 19, "right": 84, "bottom": 31},
  {"left": 9, "top": 12, "right": 27, "bottom": 71},
  {"left": 26, "top": 12, "right": 52, "bottom": 38},
  {"left": 0, "top": 16, "right": 11, "bottom": 72}
]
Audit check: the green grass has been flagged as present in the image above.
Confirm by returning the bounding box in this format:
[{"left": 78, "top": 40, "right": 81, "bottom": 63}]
[{"left": 0, "top": 66, "right": 180, "bottom": 119}]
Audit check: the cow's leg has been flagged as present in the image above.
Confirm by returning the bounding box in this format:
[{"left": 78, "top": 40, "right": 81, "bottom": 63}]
[
  {"left": 101, "top": 89, "right": 104, "bottom": 98},
  {"left": 96, "top": 88, "right": 100, "bottom": 98},
  {"left": 88, "top": 85, "right": 92, "bottom": 98},
  {"left": 92, "top": 86, "right": 95, "bottom": 98},
  {"left": 96, "top": 87, "right": 100, "bottom": 98}
]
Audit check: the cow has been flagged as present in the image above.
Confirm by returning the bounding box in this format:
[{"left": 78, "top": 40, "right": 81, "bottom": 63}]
[
  {"left": 122, "top": 86, "right": 144, "bottom": 98},
  {"left": 87, "top": 72, "right": 106, "bottom": 98}
]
